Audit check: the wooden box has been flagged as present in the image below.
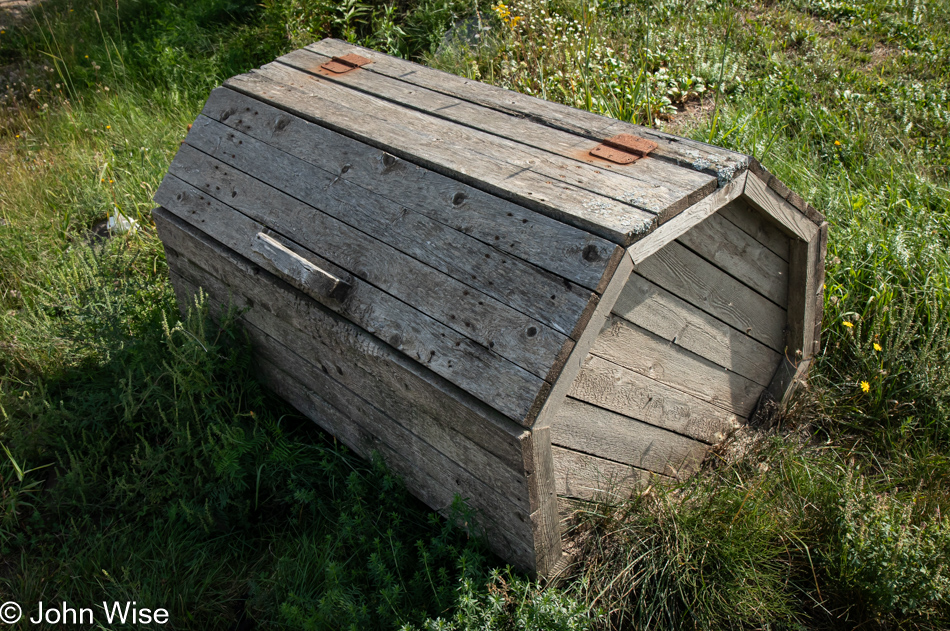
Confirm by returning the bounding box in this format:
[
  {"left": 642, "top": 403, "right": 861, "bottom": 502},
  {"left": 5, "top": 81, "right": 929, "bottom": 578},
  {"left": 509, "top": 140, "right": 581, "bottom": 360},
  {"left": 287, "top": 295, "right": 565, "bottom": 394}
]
[{"left": 152, "top": 39, "right": 827, "bottom": 575}]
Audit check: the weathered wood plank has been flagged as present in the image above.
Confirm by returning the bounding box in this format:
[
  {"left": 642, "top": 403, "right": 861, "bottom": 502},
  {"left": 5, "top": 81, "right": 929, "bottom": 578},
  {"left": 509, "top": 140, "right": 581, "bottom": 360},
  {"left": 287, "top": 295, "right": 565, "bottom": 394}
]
[
  {"left": 185, "top": 109, "right": 599, "bottom": 336},
  {"left": 153, "top": 204, "right": 548, "bottom": 424},
  {"left": 522, "top": 426, "right": 562, "bottom": 577},
  {"left": 743, "top": 172, "right": 818, "bottom": 242},
  {"left": 677, "top": 210, "right": 790, "bottom": 307},
  {"left": 199, "top": 88, "right": 619, "bottom": 293},
  {"left": 627, "top": 173, "right": 746, "bottom": 264},
  {"left": 550, "top": 397, "right": 707, "bottom": 477},
  {"left": 161, "top": 248, "right": 529, "bottom": 481},
  {"left": 613, "top": 273, "right": 782, "bottom": 386},
  {"left": 222, "top": 67, "right": 657, "bottom": 244},
  {"left": 166, "top": 258, "right": 531, "bottom": 506},
  {"left": 279, "top": 48, "right": 716, "bottom": 208},
  {"left": 249, "top": 61, "right": 672, "bottom": 228},
  {"left": 252, "top": 231, "right": 351, "bottom": 300},
  {"left": 786, "top": 223, "right": 823, "bottom": 362},
  {"left": 590, "top": 316, "right": 765, "bottom": 418},
  {"left": 306, "top": 39, "right": 748, "bottom": 184},
  {"left": 634, "top": 240, "right": 787, "bottom": 352},
  {"left": 568, "top": 354, "right": 742, "bottom": 444},
  {"left": 531, "top": 248, "right": 634, "bottom": 429},
  {"left": 158, "top": 151, "right": 569, "bottom": 385},
  {"left": 552, "top": 445, "right": 654, "bottom": 501},
  {"left": 243, "top": 340, "right": 538, "bottom": 571},
  {"left": 762, "top": 357, "right": 812, "bottom": 411},
  {"left": 811, "top": 223, "right": 829, "bottom": 357},
  {"left": 717, "top": 199, "right": 790, "bottom": 262}
]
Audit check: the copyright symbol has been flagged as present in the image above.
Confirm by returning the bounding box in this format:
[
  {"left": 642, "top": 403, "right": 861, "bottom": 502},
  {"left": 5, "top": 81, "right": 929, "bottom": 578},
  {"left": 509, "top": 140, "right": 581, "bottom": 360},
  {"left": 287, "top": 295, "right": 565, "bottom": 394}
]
[{"left": 0, "top": 602, "right": 21, "bottom": 624}]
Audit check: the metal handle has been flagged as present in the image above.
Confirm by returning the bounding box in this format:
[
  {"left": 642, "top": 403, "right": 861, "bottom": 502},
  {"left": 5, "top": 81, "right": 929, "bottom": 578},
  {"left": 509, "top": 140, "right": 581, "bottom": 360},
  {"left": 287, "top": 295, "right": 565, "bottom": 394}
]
[{"left": 252, "top": 232, "right": 351, "bottom": 300}]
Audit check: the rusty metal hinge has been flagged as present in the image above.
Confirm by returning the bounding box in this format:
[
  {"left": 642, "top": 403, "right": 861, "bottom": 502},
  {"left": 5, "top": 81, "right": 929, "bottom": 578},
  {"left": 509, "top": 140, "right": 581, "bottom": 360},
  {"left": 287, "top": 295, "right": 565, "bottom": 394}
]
[
  {"left": 589, "top": 134, "right": 658, "bottom": 164},
  {"left": 320, "top": 53, "right": 373, "bottom": 74}
]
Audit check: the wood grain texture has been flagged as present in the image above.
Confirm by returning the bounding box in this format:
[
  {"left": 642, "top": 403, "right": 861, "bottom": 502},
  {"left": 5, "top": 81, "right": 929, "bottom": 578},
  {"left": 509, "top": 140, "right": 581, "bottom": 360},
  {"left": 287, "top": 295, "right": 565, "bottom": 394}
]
[
  {"left": 245, "top": 339, "right": 538, "bottom": 571},
  {"left": 154, "top": 205, "right": 546, "bottom": 431},
  {"left": 677, "top": 210, "right": 789, "bottom": 307},
  {"left": 252, "top": 231, "right": 351, "bottom": 300},
  {"left": 155, "top": 207, "right": 527, "bottom": 463},
  {"left": 628, "top": 172, "right": 745, "bottom": 265},
  {"left": 612, "top": 273, "right": 781, "bottom": 386},
  {"left": 158, "top": 152, "right": 564, "bottom": 391},
  {"left": 743, "top": 172, "right": 818, "bottom": 242},
  {"left": 306, "top": 39, "right": 748, "bottom": 184},
  {"left": 222, "top": 67, "right": 657, "bottom": 245},
  {"left": 531, "top": 250, "right": 634, "bottom": 430},
  {"left": 186, "top": 106, "right": 599, "bottom": 337},
  {"left": 522, "top": 426, "right": 562, "bottom": 577},
  {"left": 717, "top": 198, "right": 790, "bottom": 261},
  {"left": 786, "top": 232, "right": 819, "bottom": 362},
  {"left": 635, "top": 240, "right": 787, "bottom": 352},
  {"left": 199, "top": 88, "right": 619, "bottom": 293},
  {"left": 569, "top": 354, "right": 742, "bottom": 443},
  {"left": 550, "top": 397, "right": 707, "bottom": 477},
  {"left": 165, "top": 258, "right": 531, "bottom": 508},
  {"left": 552, "top": 445, "right": 653, "bottom": 501},
  {"left": 590, "top": 316, "right": 765, "bottom": 418},
  {"left": 811, "top": 223, "right": 829, "bottom": 356},
  {"left": 279, "top": 48, "right": 716, "bottom": 206},
  {"left": 762, "top": 357, "right": 812, "bottom": 410}
]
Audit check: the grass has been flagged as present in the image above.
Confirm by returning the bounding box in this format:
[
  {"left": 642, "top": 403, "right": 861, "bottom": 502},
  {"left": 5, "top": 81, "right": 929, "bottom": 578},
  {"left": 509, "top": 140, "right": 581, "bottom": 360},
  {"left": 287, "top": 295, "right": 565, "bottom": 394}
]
[{"left": 1, "top": 0, "right": 949, "bottom": 629}]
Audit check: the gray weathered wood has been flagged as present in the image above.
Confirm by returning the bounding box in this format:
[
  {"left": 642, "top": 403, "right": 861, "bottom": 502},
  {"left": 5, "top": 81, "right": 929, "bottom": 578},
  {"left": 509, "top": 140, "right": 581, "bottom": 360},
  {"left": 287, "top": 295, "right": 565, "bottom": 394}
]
[
  {"left": 153, "top": 202, "right": 548, "bottom": 424},
  {"left": 635, "top": 240, "right": 787, "bottom": 352},
  {"left": 185, "top": 108, "right": 600, "bottom": 336},
  {"left": 743, "top": 172, "right": 818, "bottom": 242},
  {"left": 762, "top": 357, "right": 812, "bottom": 410},
  {"left": 166, "top": 259, "right": 530, "bottom": 506},
  {"left": 613, "top": 273, "right": 781, "bottom": 386},
  {"left": 158, "top": 152, "right": 568, "bottom": 385},
  {"left": 552, "top": 445, "right": 654, "bottom": 501},
  {"left": 522, "top": 426, "right": 562, "bottom": 577},
  {"left": 246, "top": 341, "right": 537, "bottom": 570},
  {"left": 531, "top": 248, "right": 634, "bottom": 429},
  {"left": 786, "top": 232, "right": 818, "bottom": 362},
  {"left": 627, "top": 173, "right": 745, "bottom": 264},
  {"left": 590, "top": 316, "right": 764, "bottom": 418},
  {"left": 200, "top": 88, "right": 620, "bottom": 293},
  {"left": 279, "top": 48, "right": 716, "bottom": 208},
  {"left": 811, "top": 223, "right": 829, "bottom": 356},
  {"left": 569, "top": 354, "right": 742, "bottom": 443},
  {"left": 717, "top": 198, "right": 790, "bottom": 261},
  {"left": 223, "top": 67, "right": 657, "bottom": 244},
  {"left": 252, "top": 231, "right": 351, "bottom": 300},
  {"left": 550, "top": 397, "right": 707, "bottom": 477},
  {"left": 306, "top": 39, "right": 748, "bottom": 184},
  {"left": 169, "top": 269, "right": 538, "bottom": 568},
  {"left": 162, "top": 263, "right": 530, "bottom": 487},
  {"left": 678, "top": 210, "right": 789, "bottom": 307}
]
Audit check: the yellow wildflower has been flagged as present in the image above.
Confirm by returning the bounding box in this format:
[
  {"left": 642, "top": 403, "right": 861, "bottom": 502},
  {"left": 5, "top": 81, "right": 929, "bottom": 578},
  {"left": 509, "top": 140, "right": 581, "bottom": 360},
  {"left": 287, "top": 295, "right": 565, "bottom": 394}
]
[
  {"left": 493, "top": 3, "right": 511, "bottom": 22},
  {"left": 873, "top": 343, "right": 882, "bottom": 351},
  {"left": 834, "top": 140, "right": 841, "bottom": 146},
  {"left": 860, "top": 381, "right": 870, "bottom": 393},
  {"left": 843, "top": 321, "right": 854, "bottom": 328},
  {"left": 106, "top": 125, "right": 111, "bottom": 129}
]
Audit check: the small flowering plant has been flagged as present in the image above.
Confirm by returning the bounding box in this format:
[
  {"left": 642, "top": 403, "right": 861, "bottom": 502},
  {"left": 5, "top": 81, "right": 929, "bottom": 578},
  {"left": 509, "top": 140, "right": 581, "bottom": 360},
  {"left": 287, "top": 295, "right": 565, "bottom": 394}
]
[{"left": 819, "top": 294, "right": 950, "bottom": 447}]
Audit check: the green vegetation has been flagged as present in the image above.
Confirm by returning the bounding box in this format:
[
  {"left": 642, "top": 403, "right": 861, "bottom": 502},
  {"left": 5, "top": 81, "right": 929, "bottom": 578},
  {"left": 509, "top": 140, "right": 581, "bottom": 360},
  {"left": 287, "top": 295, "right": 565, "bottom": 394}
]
[{"left": 1, "top": 0, "right": 948, "bottom": 629}]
